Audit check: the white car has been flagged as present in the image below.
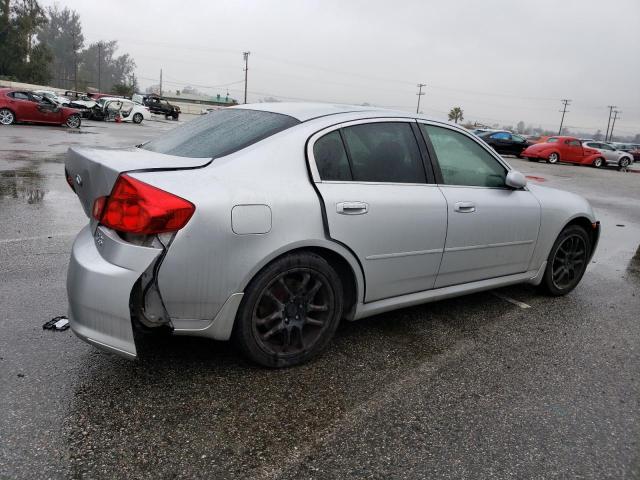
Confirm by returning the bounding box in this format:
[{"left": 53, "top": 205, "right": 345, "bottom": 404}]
[
  {"left": 582, "top": 141, "right": 633, "bottom": 169},
  {"left": 94, "top": 98, "right": 151, "bottom": 124}
]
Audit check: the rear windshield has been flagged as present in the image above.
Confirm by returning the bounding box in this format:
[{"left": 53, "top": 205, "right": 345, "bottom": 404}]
[{"left": 141, "top": 109, "right": 299, "bottom": 158}]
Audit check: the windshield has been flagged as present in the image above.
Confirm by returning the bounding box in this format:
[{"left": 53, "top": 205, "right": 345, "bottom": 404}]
[{"left": 141, "top": 108, "right": 300, "bottom": 159}]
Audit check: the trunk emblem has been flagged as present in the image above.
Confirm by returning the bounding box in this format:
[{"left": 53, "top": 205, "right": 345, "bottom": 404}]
[{"left": 75, "top": 174, "right": 83, "bottom": 187}]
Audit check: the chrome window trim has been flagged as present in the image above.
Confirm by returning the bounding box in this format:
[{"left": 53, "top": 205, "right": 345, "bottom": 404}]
[{"left": 306, "top": 117, "right": 428, "bottom": 185}]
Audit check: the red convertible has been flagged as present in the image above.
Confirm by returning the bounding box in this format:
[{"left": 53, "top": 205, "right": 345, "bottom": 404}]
[
  {"left": 522, "top": 136, "right": 604, "bottom": 167},
  {"left": 0, "top": 88, "right": 82, "bottom": 128}
]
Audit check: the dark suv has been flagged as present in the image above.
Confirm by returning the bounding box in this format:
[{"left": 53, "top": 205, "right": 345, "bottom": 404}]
[{"left": 140, "top": 95, "right": 180, "bottom": 120}]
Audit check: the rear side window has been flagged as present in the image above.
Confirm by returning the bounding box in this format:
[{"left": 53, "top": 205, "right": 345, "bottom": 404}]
[
  {"left": 141, "top": 109, "right": 299, "bottom": 158},
  {"left": 421, "top": 124, "right": 506, "bottom": 188},
  {"left": 341, "top": 122, "right": 426, "bottom": 183},
  {"left": 313, "top": 131, "right": 352, "bottom": 181}
]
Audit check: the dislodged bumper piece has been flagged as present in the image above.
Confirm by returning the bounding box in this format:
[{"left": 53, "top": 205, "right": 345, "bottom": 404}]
[{"left": 67, "top": 225, "right": 162, "bottom": 358}]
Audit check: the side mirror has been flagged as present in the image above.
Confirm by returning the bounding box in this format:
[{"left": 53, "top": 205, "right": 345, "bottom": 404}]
[{"left": 505, "top": 170, "right": 527, "bottom": 189}]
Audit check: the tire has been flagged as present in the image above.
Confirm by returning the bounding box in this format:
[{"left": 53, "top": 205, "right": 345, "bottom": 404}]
[
  {"left": 172, "top": 112, "right": 179, "bottom": 120},
  {"left": 618, "top": 157, "right": 631, "bottom": 170},
  {"left": 592, "top": 157, "right": 604, "bottom": 168},
  {"left": 233, "top": 252, "right": 344, "bottom": 368},
  {"left": 539, "top": 225, "right": 591, "bottom": 296},
  {"left": 133, "top": 113, "right": 143, "bottom": 124},
  {"left": 65, "top": 114, "right": 81, "bottom": 129},
  {"left": 0, "top": 108, "right": 15, "bottom": 125},
  {"left": 547, "top": 152, "right": 559, "bottom": 164}
]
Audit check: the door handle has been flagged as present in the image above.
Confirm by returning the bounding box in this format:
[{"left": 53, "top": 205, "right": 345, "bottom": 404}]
[
  {"left": 454, "top": 201, "right": 476, "bottom": 213},
  {"left": 337, "top": 201, "right": 369, "bottom": 215}
]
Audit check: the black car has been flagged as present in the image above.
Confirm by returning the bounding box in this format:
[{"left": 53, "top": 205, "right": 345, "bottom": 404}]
[
  {"left": 478, "top": 131, "right": 531, "bottom": 157},
  {"left": 140, "top": 95, "right": 180, "bottom": 120}
]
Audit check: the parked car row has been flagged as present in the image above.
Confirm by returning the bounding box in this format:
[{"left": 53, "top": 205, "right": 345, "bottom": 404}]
[{"left": 521, "top": 136, "right": 634, "bottom": 170}]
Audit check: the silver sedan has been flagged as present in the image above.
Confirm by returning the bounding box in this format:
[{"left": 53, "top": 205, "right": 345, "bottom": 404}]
[
  {"left": 582, "top": 141, "right": 634, "bottom": 169},
  {"left": 65, "top": 103, "right": 600, "bottom": 367}
]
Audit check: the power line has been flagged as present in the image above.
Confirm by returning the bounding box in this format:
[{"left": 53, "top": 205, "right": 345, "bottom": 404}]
[
  {"left": 416, "top": 83, "right": 426, "bottom": 114},
  {"left": 558, "top": 99, "right": 571, "bottom": 134}
]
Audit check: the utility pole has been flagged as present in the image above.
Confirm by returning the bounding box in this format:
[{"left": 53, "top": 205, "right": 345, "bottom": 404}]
[
  {"left": 97, "top": 42, "right": 102, "bottom": 92},
  {"left": 558, "top": 99, "right": 571, "bottom": 135},
  {"left": 609, "top": 110, "right": 621, "bottom": 141},
  {"left": 243, "top": 51, "right": 250, "bottom": 104},
  {"left": 72, "top": 32, "right": 78, "bottom": 92},
  {"left": 605, "top": 105, "right": 616, "bottom": 140},
  {"left": 159, "top": 68, "right": 163, "bottom": 97},
  {"left": 416, "top": 83, "right": 426, "bottom": 114}
]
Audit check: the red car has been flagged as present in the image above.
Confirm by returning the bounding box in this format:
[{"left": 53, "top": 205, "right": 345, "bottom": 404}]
[
  {"left": 0, "top": 88, "right": 82, "bottom": 128},
  {"left": 522, "top": 136, "right": 604, "bottom": 167}
]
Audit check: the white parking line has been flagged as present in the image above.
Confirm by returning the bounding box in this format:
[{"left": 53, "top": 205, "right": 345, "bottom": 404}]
[{"left": 492, "top": 291, "right": 531, "bottom": 309}]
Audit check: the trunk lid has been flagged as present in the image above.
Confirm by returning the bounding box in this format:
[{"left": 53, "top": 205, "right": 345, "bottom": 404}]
[{"left": 65, "top": 146, "right": 211, "bottom": 216}]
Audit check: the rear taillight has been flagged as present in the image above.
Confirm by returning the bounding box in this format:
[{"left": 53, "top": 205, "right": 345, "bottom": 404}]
[{"left": 92, "top": 174, "right": 195, "bottom": 234}]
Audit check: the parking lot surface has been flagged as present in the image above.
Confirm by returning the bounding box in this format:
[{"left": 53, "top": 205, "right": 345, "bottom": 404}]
[{"left": 1, "top": 119, "right": 639, "bottom": 479}]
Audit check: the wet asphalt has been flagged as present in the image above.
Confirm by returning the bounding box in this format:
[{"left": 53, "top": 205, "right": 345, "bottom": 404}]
[{"left": 0, "top": 119, "right": 639, "bottom": 480}]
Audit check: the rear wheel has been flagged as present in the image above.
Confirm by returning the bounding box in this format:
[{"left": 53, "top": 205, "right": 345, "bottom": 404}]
[
  {"left": 547, "top": 152, "right": 559, "bottom": 164},
  {"left": 618, "top": 157, "right": 630, "bottom": 170},
  {"left": 539, "top": 225, "right": 590, "bottom": 296},
  {"left": 0, "top": 108, "right": 15, "bottom": 125},
  {"left": 593, "top": 157, "right": 604, "bottom": 168},
  {"left": 233, "top": 252, "right": 343, "bottom": 368},
  {"left": 133, "top": 113, "right": 143, "bottom": 124},
  {"left": 65, "top": 114, "right": 81, "bottom": 128}
]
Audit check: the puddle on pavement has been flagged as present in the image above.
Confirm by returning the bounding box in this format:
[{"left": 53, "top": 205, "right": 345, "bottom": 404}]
[{"left": 0, "top": 165, "right": 46, "bottom": 204}]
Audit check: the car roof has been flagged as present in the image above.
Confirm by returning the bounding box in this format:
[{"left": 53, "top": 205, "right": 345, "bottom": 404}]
[{"left": 232, "top": 102, "right": 420, "bottom": 122}]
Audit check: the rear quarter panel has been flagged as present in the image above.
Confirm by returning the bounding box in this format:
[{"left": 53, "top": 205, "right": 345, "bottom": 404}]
[{"left": 131, "top": 119, "right": 366, "bottom": 322}]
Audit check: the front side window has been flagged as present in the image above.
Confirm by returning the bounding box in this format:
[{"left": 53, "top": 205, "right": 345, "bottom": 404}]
[
  {"left": 421, "top": 124, "right": 506, "bottom": 188},
  {"left": 512, "top": 134, "right": 526, "bottom": 143},
  {"left": 341, "top": 122, "right": 426, "bottom": 183},
  {"left": 313, "top": 131, "right": 351, "bottom": 181},
  {"left": 142, "top": 108, "right": 300, "bottom": 159},
  {"left": 547, "top": 137, "right": 559, "bottom": 143}
]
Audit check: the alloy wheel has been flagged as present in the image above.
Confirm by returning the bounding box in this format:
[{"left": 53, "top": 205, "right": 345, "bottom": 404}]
[
  {"left": 551, "top": 234, "right": 587, "bottom": 290},
  {"left": 619, "top": 158, "right": 630, "bottom": 169},
  {"left": 251, "top": 268, "right": 334, "bottom": 357},
  {"left": 66, "top": 115, "right": 80, "bottom": 128},
  {"left": 0, "top": 109, "right": 15, "bottom": 125},
  {"left": 548, "top": 152, "right": 559, "bottom": 163},
  {"left": 593, "top": 158, "right": 603, "bottom": 168}
]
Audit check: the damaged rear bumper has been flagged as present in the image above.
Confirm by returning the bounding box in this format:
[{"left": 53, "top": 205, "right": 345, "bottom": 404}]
[{"left": 67, "top": 225, "right": 162, "bottom": 358}]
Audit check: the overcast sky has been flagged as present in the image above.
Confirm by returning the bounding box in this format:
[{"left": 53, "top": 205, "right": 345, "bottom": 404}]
[{"left": 41, "top": 0, "right": 640, "bottom": 135}]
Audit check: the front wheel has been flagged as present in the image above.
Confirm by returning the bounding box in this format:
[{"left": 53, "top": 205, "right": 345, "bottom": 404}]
[
  {"left": 539, "top": 225, "right": 591, "bottom": 296},
  {"left": 233, "top": 252, "right": 343, "bottom": 368},
  {"left": 592, "top": 157, "right": 604, "bottom": 168},
  {"left": 132, "top": 113, "right": 143, "bottom": 124},
  {"left": 65, "top": 114, "right": 81, "bottom": 128},
  {"left": 0, "top": 108, "right": 15, "bottom": 125},
  {"left": 547, "top": 152, "right": 559, "bottom": 164}
]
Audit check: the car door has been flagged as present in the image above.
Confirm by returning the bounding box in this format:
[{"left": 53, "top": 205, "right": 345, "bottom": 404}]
[
  {"left": 488, "top": 132, "right": 511, "bottom": 154},
  {"left": 308, "top": 119, "right": 448, "bottom": 302},
  {"left": 563, "top": 139, "right": 583, "bottom": 163},
  {"left": 511, "top": 134, "right": 528, "bottom": 155},
  {"left": 30, "top": 94, "right": 62, "bottom": 123},
  {"left": 597, "top": 143, "right": 618, "bottom": 162},
  {"left": 418, "top": 122, "right": 541, "bottom": 288},
  {"left": 7, "top": 91, "right": 39, "bottom": 121}
]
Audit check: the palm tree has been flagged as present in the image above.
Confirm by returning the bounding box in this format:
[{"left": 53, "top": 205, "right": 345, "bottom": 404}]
[{"left": 448, "top": 107, "right": 464, "bottom": 124}]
